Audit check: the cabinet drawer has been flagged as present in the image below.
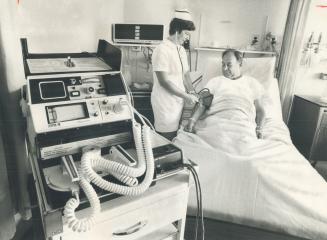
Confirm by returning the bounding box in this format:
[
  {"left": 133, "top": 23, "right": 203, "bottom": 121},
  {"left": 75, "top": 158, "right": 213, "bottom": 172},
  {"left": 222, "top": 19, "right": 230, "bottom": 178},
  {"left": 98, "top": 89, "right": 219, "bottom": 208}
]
[{"left": 62, "top": 189, "right": 188, "bottom": 240}]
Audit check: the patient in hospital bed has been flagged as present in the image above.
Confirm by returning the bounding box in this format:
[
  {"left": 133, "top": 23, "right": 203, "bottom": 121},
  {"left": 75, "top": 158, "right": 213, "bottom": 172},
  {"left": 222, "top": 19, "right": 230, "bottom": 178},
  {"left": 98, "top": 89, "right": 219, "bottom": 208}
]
[
  {"left": 174, "top": 50, "right": 327, "bottom": 239},
  {"left": 184, "top": 49, "right": 266, "bottom": 142}
]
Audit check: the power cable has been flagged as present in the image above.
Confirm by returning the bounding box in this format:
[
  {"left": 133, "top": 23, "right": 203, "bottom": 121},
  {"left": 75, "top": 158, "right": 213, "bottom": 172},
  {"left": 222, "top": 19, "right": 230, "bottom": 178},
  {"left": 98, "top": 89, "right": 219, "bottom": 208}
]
[{"left": 183, "top": 162, "right": 205, "bottom": 240}]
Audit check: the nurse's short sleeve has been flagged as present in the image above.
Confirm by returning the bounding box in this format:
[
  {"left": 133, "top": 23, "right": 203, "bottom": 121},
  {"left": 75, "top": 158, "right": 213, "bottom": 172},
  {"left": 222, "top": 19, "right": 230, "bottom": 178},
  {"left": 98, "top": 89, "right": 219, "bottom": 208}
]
[
  {"left": 152, "top": 46, "right": 169, "bottom": 72},
  {"left": 250, "top": 77, "right": 265, "bottom": 100}
]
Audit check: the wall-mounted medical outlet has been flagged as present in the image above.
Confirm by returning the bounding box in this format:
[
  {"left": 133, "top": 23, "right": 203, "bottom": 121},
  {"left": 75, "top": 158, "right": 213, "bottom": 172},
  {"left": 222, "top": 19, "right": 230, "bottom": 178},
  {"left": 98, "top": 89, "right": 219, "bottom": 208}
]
[
  {"left": 320, "top": 73, "right": 327, "bottom": 80},
  {"left": 251, "top": 34, "right": 260, "bottom": 45},
  {"left": 131, "top": 46, "right": 142, "bottom": 52}
]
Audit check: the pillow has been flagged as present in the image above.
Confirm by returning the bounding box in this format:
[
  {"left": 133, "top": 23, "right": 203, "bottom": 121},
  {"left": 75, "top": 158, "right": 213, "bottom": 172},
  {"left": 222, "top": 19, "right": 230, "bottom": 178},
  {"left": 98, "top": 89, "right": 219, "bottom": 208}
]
[
  {"left": 196, "top": 56, "right": 282, "bottom": 120},
  {"left": 201, "top": 57, "right": 276, "bottom": 88}
]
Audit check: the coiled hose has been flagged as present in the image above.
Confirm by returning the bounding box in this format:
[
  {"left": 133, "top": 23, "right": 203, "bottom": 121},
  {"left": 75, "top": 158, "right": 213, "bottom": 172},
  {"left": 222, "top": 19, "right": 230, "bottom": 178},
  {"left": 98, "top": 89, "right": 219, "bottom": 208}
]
[
  {"left": 63, "top": 177, "right": 100, "bottom": 232},
  {"left": 81, "top": 123, "right": 154, "bottom": 195},
  {"left": 64, "top": 121, "right": 154, "bottom": 232}
]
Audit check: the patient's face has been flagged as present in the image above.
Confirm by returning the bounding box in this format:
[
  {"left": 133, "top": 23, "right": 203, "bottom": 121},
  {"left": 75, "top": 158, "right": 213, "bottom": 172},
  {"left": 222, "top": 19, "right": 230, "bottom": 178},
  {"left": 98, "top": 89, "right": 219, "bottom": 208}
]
[{"left": 222, "top": 52, "right": 241, "bottom": 79}]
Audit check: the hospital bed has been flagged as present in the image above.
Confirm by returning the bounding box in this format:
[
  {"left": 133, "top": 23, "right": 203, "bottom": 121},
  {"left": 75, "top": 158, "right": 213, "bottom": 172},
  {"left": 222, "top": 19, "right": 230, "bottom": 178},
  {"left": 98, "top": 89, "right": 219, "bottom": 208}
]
[{"left": 174, "top": 56, "right": 327, "bottom": 240}]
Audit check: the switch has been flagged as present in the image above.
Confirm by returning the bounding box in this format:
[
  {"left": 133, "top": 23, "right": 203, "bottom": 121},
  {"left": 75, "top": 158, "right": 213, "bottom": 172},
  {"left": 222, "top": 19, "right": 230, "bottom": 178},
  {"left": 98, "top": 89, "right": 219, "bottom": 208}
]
[
  {"left": 70, "top": 91, "right": 80, "bottom": 97},
  {"left": 97, "top": 88, "right": 106, "bottom": 94}
]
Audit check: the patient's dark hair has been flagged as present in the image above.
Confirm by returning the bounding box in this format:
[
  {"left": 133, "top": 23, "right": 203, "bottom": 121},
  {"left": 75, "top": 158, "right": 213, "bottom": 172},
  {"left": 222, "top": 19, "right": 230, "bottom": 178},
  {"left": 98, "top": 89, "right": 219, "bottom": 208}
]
[
  {"left": 222, "top": 49, "right": 243, "bottom": 65},
  {"left": 169, "top": 18, "right": 195, "bottom": 35}
]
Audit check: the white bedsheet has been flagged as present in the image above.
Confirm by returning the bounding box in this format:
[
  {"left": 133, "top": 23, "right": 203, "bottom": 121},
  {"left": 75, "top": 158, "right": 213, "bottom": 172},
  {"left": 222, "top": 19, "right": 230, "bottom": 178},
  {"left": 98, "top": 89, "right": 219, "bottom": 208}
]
[{"left": 174, "top": 111, "right": 327, "bottom": 240}]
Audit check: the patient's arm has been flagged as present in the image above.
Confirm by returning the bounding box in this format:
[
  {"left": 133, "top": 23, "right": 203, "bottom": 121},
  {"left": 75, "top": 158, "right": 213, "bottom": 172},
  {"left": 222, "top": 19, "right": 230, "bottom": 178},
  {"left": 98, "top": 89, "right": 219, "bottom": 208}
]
[
  {"left": 254, "top": 98, "right": 266, "bottom": 138},
  {"left": 184, "top": 102, "right": 206, "bottom": 133}
]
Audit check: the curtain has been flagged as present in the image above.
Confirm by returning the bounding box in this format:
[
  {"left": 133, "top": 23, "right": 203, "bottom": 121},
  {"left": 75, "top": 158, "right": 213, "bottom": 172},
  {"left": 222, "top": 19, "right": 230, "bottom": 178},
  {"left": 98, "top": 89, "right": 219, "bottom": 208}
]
[
  {"left": 277, "top": 0, "right": 312, "bottom": 123},
  {"left": 0, "top": 0, "right": 32, "bottom": 234},
  {"left": 0, "top": 109, "right": 15, "bottom": 240}
]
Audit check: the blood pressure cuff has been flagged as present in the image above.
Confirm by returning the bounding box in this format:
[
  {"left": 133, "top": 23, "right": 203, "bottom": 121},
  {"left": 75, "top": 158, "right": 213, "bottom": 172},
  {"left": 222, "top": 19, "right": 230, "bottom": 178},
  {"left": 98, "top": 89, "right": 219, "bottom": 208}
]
[
  {"left": 180, "top": 88, "right": 213, "bottom": 127},
  {"left": 198, "top": 88, "right": 213, "bottom": 109}
]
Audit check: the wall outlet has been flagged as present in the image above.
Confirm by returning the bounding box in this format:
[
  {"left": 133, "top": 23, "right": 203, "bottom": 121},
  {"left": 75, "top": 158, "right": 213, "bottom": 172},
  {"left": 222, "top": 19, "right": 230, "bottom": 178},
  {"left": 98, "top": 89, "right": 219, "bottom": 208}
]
[
  {"left": 250, "top": 34, "right": 260, "bottom": 45},
  {"left": 320, "top": 73, "right": 327, "bottom": 80},
  {"left": 252, "top": 34, "right": 260, "bottom": 41},
  {"left": 131, "top": 46, "right": 142, "bottom": 52}
]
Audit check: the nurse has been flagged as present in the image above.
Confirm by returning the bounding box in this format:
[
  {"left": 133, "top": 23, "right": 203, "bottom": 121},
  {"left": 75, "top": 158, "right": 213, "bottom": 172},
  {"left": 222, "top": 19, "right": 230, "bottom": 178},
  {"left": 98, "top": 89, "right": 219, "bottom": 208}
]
[{"left": 151, "top": 9, "right": 198, "bottom": 140}]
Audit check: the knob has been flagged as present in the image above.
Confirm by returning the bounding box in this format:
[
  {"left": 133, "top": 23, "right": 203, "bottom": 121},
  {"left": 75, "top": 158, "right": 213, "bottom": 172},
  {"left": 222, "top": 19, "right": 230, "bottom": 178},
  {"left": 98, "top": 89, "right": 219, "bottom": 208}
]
[
  {"left": 65, "top": 56, "right": 75, "bottom": 67},
  {"left": 102, "top": 99, "right": 109, "bottom": 105},
  {"left": 94, "top": 111, "right": 99, "bottom": 117},
  {"left": 87, "top": 87, "right": 95, "bottom": 94}
]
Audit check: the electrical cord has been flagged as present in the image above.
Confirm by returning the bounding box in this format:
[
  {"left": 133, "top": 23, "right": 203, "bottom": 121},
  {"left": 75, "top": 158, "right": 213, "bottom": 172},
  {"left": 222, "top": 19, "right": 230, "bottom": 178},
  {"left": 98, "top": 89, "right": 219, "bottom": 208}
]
[
  {"left": 189, "top": 47, "right": 192, "bottom": 72},
  {"left": 183, "top": 162, "right": 205, "bottom": 240},
  {"left": 135, "top": 112, "right": 155, "bottom": 131},
  {"left": 189, "top": 164, "right": 204, "bottom": 240},
  {"left": 125, "top": 84, "right": 135, "bottom": 107},
  {"left": 177, "top": 46, "right": 184, "bottom": 77}
]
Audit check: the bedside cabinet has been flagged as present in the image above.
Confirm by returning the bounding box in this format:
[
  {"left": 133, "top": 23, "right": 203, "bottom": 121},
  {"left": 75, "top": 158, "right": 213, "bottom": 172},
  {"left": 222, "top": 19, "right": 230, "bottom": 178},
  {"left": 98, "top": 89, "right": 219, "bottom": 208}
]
[
  {"left": 56, "top": 173, "right": 190, "bottom": 240},
  {"left": 130, "top": 90, "right": 154, "bottom": 125},
  {"left": 288, "top": 95, "right": 327, "bottom": 163}
]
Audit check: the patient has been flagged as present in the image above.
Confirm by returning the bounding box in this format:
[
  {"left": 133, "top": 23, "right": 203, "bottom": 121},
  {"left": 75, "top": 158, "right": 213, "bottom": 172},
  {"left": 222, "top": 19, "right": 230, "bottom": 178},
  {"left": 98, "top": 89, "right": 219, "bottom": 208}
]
[
  {"left": 176, "top": 51, "right": 327, "bottom": 240},
  {"left": 184, "top": 49, "right": 266, "bottom": 139}
]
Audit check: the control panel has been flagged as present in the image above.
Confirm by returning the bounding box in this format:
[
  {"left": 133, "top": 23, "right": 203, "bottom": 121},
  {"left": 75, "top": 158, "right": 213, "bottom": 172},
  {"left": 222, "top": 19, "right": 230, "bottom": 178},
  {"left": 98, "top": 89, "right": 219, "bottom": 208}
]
[{"left": 26, "top": 72, "right": 132, "bottom": 133}]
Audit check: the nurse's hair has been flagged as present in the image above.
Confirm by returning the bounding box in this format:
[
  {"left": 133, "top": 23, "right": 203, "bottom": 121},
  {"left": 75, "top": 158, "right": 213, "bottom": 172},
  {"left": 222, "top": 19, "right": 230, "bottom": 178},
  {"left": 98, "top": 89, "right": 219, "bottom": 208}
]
[
  {"left": 169, "top": 18, "right": 195, "bottom": 35},
  {"left": 222, "top": 49, "right": 243, "bottom": 66}
]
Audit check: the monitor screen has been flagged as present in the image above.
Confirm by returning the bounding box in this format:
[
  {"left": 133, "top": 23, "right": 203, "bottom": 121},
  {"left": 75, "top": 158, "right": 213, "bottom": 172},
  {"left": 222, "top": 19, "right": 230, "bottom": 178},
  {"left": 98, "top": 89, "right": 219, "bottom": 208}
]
[
  {"left": 46, "top": 103, "right": 88, "bottom": 123},
  {"left": 40, "top": 81, "right": 66, "bottom": 100}
]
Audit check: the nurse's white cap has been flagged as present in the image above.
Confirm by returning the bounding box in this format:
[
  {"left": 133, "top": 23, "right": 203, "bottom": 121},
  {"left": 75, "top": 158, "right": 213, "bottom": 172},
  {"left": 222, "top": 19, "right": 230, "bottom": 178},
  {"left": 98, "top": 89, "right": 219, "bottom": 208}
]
[{"left": 174, "top": 9, "right": 192, "bottom": 21}]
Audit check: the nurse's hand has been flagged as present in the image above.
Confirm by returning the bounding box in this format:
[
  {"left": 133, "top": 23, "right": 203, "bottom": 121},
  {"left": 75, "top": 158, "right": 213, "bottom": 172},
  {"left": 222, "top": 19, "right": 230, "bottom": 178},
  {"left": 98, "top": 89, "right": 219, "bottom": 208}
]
[{"left": 184, "top": 94, "right": 198, "bottom": 105}]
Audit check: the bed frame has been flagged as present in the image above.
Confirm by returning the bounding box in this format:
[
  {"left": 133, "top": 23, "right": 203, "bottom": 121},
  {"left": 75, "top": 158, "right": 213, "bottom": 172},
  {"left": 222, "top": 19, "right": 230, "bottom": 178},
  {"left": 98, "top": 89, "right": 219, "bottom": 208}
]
[
  {"left": 182, "top": 55, "right": 316, "bottom": 240},
  {"left": 185, "top": 216, "right": 310, "bottom": 240}
]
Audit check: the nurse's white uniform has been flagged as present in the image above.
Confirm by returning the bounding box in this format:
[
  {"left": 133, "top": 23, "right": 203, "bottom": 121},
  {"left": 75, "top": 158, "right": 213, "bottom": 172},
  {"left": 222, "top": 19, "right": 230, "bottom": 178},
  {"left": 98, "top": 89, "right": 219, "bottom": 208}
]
[{"left": 151, "top": 40, "right": 189, "bottom": 132}]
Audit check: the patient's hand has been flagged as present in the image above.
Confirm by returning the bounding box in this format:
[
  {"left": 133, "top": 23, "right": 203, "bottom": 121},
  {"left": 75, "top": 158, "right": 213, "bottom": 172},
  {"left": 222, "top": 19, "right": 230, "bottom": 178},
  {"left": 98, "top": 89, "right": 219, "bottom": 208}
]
[
  {"left": 256, "top": 126, "right": 263, "bottom": 139},
  {"left": 184, "top": 119, "right": 196, "bottom": 133}
]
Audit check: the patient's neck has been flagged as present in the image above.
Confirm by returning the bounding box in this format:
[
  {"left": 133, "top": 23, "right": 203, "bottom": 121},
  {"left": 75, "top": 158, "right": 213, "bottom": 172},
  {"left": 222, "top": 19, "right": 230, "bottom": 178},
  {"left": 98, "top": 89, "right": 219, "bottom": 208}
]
[{"left": 231, "top": 74, "right": 242, "bottom": 80}]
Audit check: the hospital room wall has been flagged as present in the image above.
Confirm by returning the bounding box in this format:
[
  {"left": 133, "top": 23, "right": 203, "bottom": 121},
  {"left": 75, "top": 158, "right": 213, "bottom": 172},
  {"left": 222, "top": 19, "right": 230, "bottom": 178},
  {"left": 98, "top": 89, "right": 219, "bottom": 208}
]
[
  {"left": 192, "top": 0, "right": 290, "bottom": 76},
  {"left": 0, "top": 0, "right": 125, "bottom": 222},
  {"left": 121, "top": 0, "right": 290, "bottom": 85},
  {"left": 294, "top": 1, "right": 327, "bottom": 98},
  {"left": 190, "top": 0, "right": 289, "bottom": 48},
  {"left": 121, "top": 0, "right": 178, "bottom": 85}
]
